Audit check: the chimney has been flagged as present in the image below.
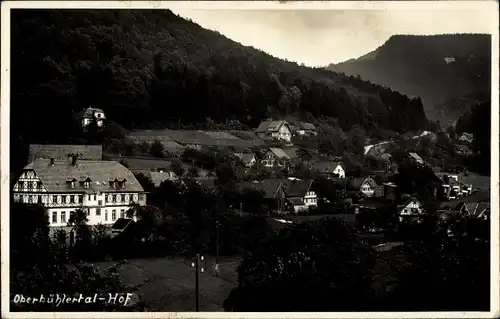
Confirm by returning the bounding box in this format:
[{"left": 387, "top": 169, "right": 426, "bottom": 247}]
[
  {"left": 50, "top": 158, "right": 55, "bottom": 166},
  {"left": 72, "top": 154, "right": 78, "bottom": 167}
]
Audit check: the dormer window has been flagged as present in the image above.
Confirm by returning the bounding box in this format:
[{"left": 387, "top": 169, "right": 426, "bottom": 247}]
[
  {"left": 82, "top": 177, "right": 92, "bottom": 189},
  {"left": 120, "top": 179, "right": 127, "bottom": 188},
  {"left": 67, "top": 178, "right": 77, "bottom": 189}
]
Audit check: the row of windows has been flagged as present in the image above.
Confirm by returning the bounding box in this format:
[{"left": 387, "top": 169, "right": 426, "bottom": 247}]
[
  {"left": 14, "top": 193, "right": 144, "bottom": 205},
  {"left": 19, "top": 181, "right": 43, "bottom": 190},
  {"left": 51, "top": 208, "right": 127, "bottom": 224},
  {"left": 305, "top": 198, "right": 317, "bottom": 204}
]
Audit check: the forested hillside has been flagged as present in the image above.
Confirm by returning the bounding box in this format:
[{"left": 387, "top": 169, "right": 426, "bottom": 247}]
[
  {"left": 327, "top": 34, "right": 491, "bottom": 123},
  {"left": 11, "top": 10, "right": 428, "bottom": 147}
]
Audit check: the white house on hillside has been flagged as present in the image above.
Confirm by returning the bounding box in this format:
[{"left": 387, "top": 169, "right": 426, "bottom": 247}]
[
  {"left": 12, "top": 155, "right": 146, "bottom": 227},
  {"left": 77, "top": 107, "right": 106, "bottom": 129},
  {"left": 397, "top": 198, "right": 424, "bottom": 223},
  {"left": 255, "top": 120, "right": 292, "bottom": 142}
]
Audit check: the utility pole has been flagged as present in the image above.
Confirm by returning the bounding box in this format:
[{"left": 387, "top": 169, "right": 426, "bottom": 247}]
[{"left": 191, "top": 254, "right": 205, "bottom": 312}]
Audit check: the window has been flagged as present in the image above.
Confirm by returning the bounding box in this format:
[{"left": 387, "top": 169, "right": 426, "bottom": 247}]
[
  {"left": 61, "top": 211, "right": 66, "bottom": 223},
  {"left": 28, "top": 196, "right": 33, "bottom": 204},
  {"left": 23, "top": 182, "right": 28, "bottom": 189},
  {"left": 88, "top": 194, "right": 91, "bottom": 200},
  {"left": 117, "top": 195, "right": 121, "bottom": 202},
  {"left": 105, "top": 211, "right": 108, "bottom": 221},
  {"left": 32, "top": 181, "right": 37, "bottom": 189},
  {"left": 52, "top": 212, "right": 57, "bottom": 224},
  {"left": 70, "top": 211, "right": 75, "bottom": 220},
  {"left": 139, "top": 194, "right": 145, "bottom": 202},
  {"left": 112, "top": 210, "right": 116, "bottom": 221},
  {"left": 84, "top": 182, "right": 90, "bottom": 189},
  {"left": 120, "top": 209, "right": 125, "bottom": 219},
  {"left": 93, "top": 195, "right": 97, "bottom": 201},
  {"left": 70, "top": 195, "right": 74, "bottom": 204},
  {"left": 98, "top": 200, "right": 102, "bottom": 206},
  {"left": 96, "top": 208, "right": 101, "bottom": 216},
  {"left": 33, "top": 195, "right": 39, "bottom": 204},
  {"left": 70, "top": 181, "right": 75, "bottom": 188},
  {"left": 52, "top": 195, "right": 57, "bottom": 204},
  {"left": 112, "top": 195, "right": 116, "bottom": 202}
]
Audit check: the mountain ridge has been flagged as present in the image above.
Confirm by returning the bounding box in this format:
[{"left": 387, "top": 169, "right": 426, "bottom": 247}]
[{"left": 327, "top": 34, "right": 491, "bottom": 124}]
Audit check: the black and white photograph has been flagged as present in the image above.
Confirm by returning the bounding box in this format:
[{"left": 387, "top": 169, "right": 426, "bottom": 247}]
[{"left": 1, "top": 0, "right": 498, "bottom": 317}]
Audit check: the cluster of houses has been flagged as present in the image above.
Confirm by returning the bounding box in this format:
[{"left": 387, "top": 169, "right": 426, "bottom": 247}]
[{"left": 13, "top": 110, "right": 488, "bottom": 231}]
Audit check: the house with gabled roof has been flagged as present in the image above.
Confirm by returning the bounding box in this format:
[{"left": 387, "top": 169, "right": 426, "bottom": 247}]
[
  {"left": 234, "top": 152, "right": 257, "bottom": 168},
  {"left": 261, "top": 148, "right": 293, "bottom": 168},
  {"left": 350, "top": 176, "right": 384, "bottom": 198},
  {"left": 238, "top": 179, "right": 287, "bottom": 214},
  {"left": 314, "top": 161, "right": 346, "bottom": 179},
  {"left": 435, "top": 172, "right": 472, "bottom": 200},
  {"left": 397, "top": 197, "right": 424, "bottom": 223},
  {"left": 76, "top": 106, "right": 106, "bottom": 129},
  {"left": 12, "top": 156, "right": 146, "bottom": 227},
  {"left": 281, "top": 178, "right": 317, "bottom": 213},
  {"left": 294, "top": 122, "right": 318, "bottom": 136},
  {"left": 255, "top": 120, "right": 292, "bottom": 142}
]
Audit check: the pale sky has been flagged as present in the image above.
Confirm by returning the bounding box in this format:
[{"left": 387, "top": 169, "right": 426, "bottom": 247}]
[{"left": 172, "top": 8, "right": 495, "bottom": 67}]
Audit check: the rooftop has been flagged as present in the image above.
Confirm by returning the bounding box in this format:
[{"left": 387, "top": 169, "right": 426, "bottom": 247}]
[{"left": 23, "top": 159, "right": 144, "bottom": 193}]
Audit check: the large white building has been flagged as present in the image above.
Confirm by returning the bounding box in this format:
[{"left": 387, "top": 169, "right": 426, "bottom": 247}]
[{"left": 12, "top": 156, "right": 146, "bottom": 227}]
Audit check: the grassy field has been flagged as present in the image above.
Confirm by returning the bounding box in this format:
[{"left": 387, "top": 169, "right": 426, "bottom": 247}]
[{"left": 94, "top": 256, "right": 240, "bottom": 311}]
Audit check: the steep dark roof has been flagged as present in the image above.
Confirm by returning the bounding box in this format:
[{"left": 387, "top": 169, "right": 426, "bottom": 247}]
[
  {"left": 234, "top": 153, "right": 256, "bottom": 165},
  {"left": 238, "top": 180, "right": 282, "bottom": 199},
  {"left": 298, "top": 122, "right": 317, "bottom": 131},
  {"left": 111, "top": 218, "right": 134, "bottom": 232},
  {"left": 288, "top": 197, "right": 305, "bottom": 205},
  {"left": 76, "top": 107, "right": 106, "bottom": 119},
  {"left": 281, "top": 179, "right": 314, "bottom": 197},
  {"left": 256, "top": 120, "right": 288, "bottom": 133},
  {"left": 23, "top": 159, "right": 144, "bottom": 193},
  {"left": 314, "top": 161, "right": 343, "bottom": 174},
  {"left": 351, "top": 177, "right": 379, "bottom": 189},
  {"left": 28, "top": 144, "right": 103, "bottom": 162}
]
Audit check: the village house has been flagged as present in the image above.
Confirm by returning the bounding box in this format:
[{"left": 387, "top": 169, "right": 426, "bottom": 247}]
[
  {"left": 314, "top": 161, "right": 346, "bottom": 179},
  {"left": 238, "top": 179, "right": 287, "bottom": 214},
  {"left": 255, "top": 120, "right": 292, "bottom": 142},
  {"left": 28, "top": 144, "right": 103, "bottom": 163},
  {"left": 294, "top": 122, "right": 318, "bottom": 137},
  {"left": 397, "top": 197, "right": 424, "bottom": 223},
  {"left": 435, "top": 172, "right": 472, "bottom": 200},
  {"left": 234, "top": 152, "right": 257, "bottom": 168},
  {"left": 281, "top": 178, "right": 318, "bottom": 213},
  {"left": 12, "top": 155, "right": 147, "bottom": 227},
  {"left": 350, "top": 176, "right": 384, "bottom": 198},
  {"left": 76, "top": 106, "right": 106, "bottom": 129},
  {"left": 261, "top": 147, "right": 295, "bottom": 168}
]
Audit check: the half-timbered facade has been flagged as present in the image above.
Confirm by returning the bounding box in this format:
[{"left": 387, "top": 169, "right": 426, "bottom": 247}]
[{"left": 12, "top": 156, "right": 146, "bottom": 227}]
